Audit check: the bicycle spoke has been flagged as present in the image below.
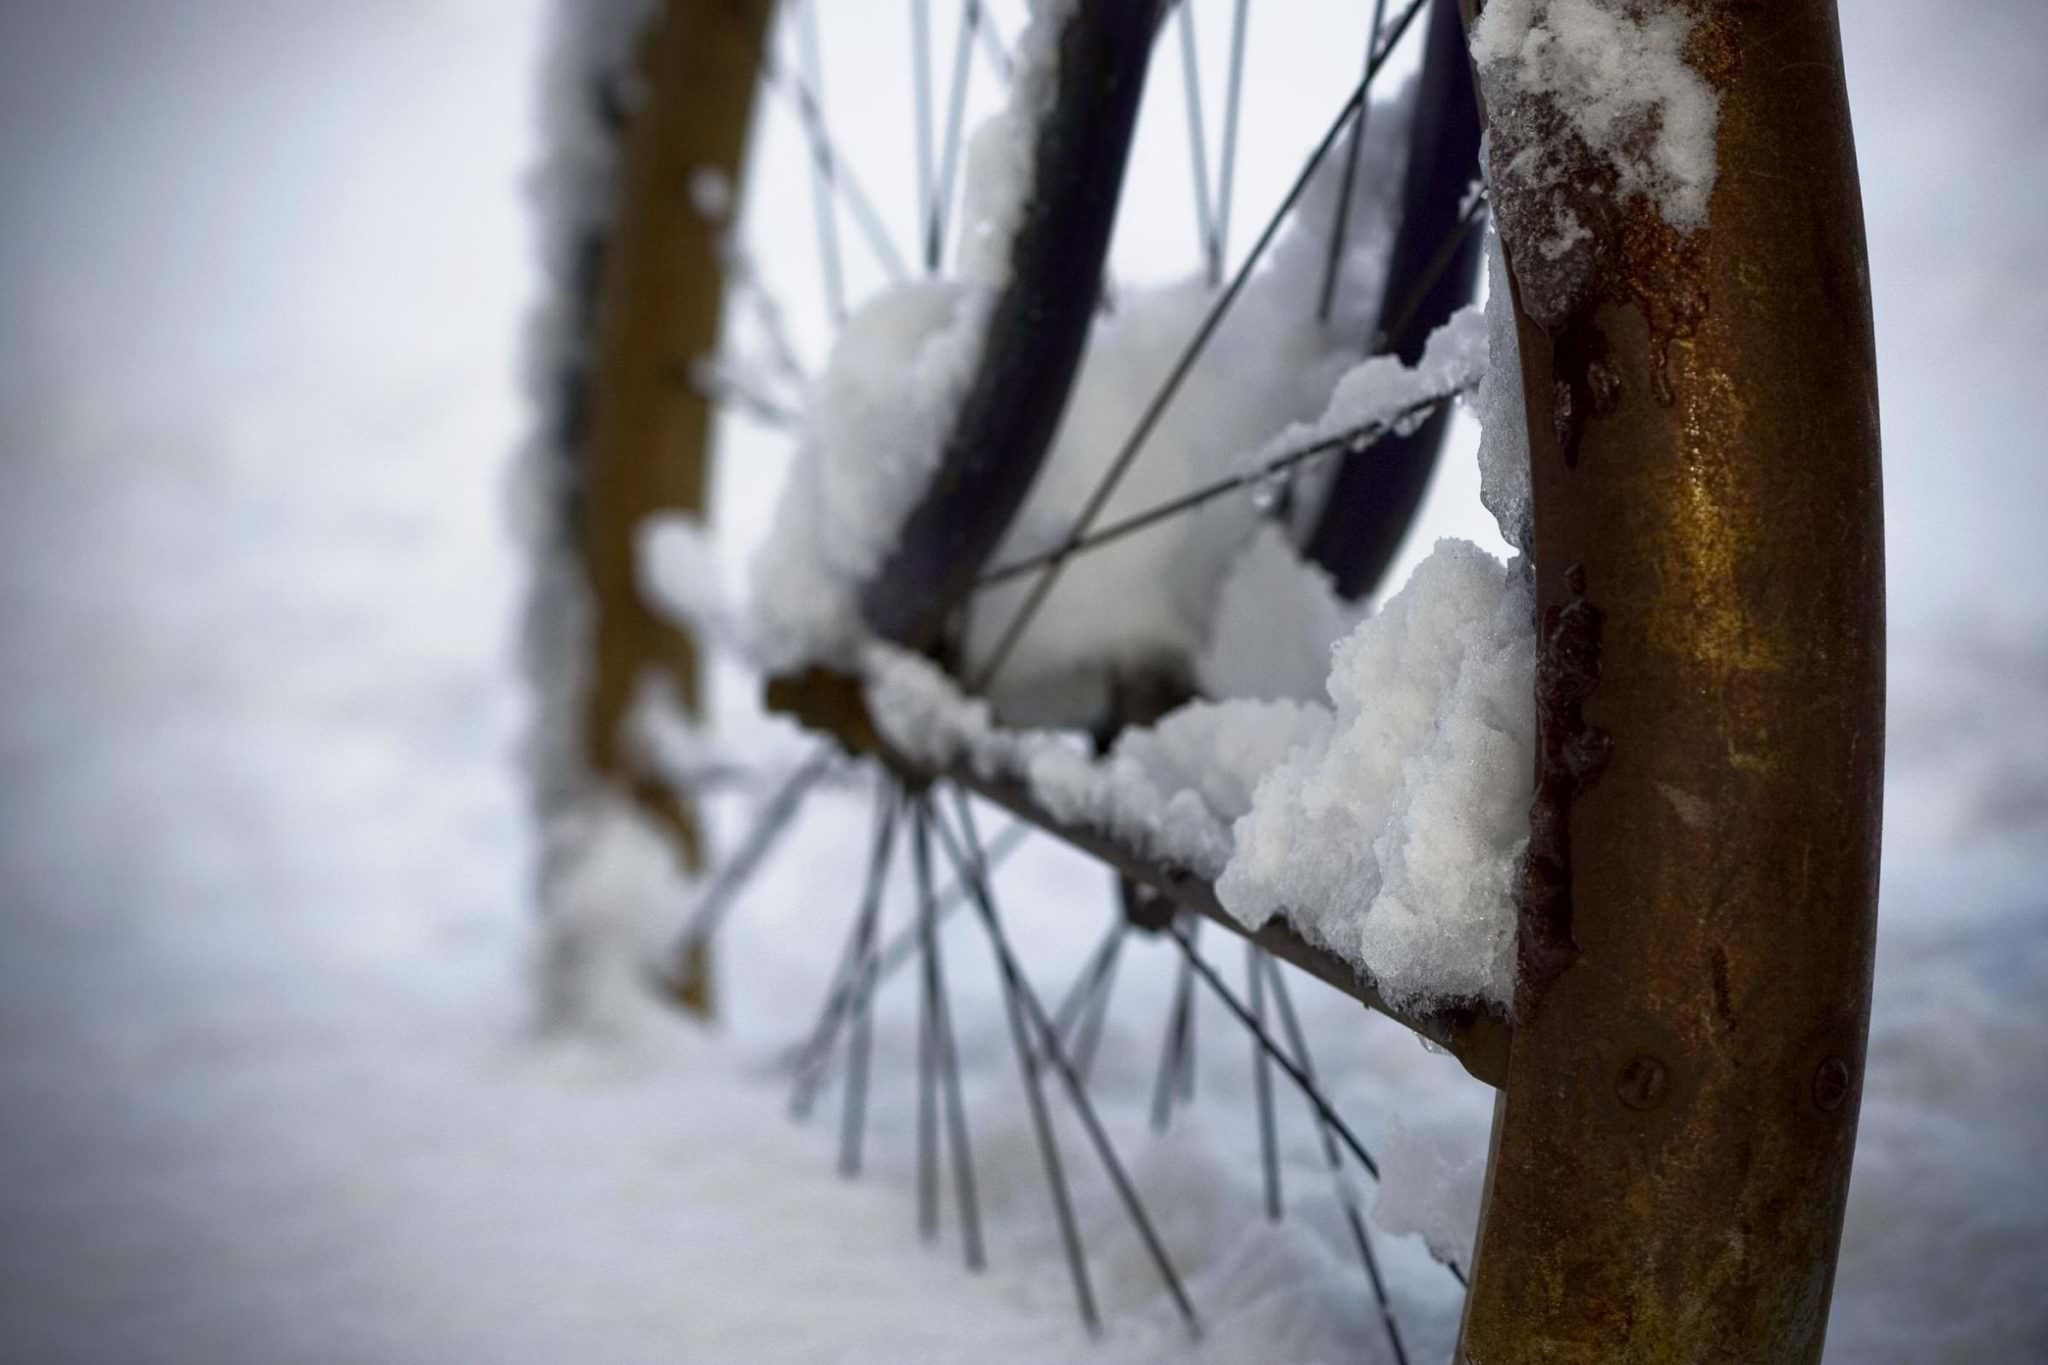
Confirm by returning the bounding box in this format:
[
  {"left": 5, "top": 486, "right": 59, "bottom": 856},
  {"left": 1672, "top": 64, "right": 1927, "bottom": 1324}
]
[
  {"left": 1176, "top": 0, "right": 1219, "bottom": 284},
  {"left": 973, "top": 388, "right": 1460, "bottom": 590},
  {"left": 971, "top": 821, "right": 1099, "bottom": 1330},
  {"left": 867, "top": 818, "right": 1029, "bottom": 995},
  {"left": 1317, "top": 0, "right": 1391, "bottom": 323},
  {"left": 1213, "top": 0, "right": 1248, "bottom": 271},
  {"left": 1164, "top": 918, "right": 1379, "bottom": 1180},
  {"left": 1262, "top": 954, "right": 1414, "bottom": 1364},
  {"left": 722, "top": 244, "right": 811, "bottom": 387},
  {"left": 934, "top": 793, "right": 1202, "bottom": 1339},
  {"left": 838, "top": 784, "right": 902, "bottom": 1176},
  {"left": 913, "top": 800, "right": 940, "bottom": 1238},
  {"left": 913, "top": 797, "right": 986, "bottom": 1269},
  {"left": 795, "top": 0, "right": 850, "bottom": 323},
  {"left": 1374, "top": 183, "right": 1489, "bottom": 354},
  {"left": 1047, "top": 911, "right": 1129, "bottom": 1088},
  {"left": 789, "top": 819, "right": 1030, "bottom": 1109},
  {"left": 1150, "top": 938, "right": 1195, "bottom": 1131},
  {"left": 1248, "top": 941, "right": 1283, "bottom": 1222},
  {"left": 1051, "top": 917, "right": 1126, "bottom": 1045},
  {"left": 929, "top": 0, "right": 981, "bottom": 269},
  {"left": 789, "top": 800, "right": 897, "bottom": 1120},
  {"left": 668, "top": 747, "right": 836, "bottom": 974},
  {"left": 972, "top": 0, "right": 1011, "bottom": 84},
  {"left": 968, "top": 2, "right": 1430, "bottom": 691},
  {"left": 1179, "top": 919, "right": 1199, "bottom": 1104},
  {"left": 1070, "top": 926, "right": 1123, "bottom": 1087},
  {"left": 730, "top": 0, "right": 910, "bottom": 298},
  {"left": 912, "top": 0, "right": 936, "bottom": 273}
]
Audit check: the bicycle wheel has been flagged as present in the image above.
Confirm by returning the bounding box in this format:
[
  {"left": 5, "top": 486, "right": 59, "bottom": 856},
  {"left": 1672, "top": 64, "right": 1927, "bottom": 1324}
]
[{"left": 527, "top": 1, "right": 1882, "bottom": 1359}]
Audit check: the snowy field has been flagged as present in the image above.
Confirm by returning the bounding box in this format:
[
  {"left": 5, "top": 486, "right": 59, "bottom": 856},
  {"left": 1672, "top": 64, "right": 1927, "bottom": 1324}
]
[{"left": 3, "top": 2, "right": 2046, "bottom": 1362}]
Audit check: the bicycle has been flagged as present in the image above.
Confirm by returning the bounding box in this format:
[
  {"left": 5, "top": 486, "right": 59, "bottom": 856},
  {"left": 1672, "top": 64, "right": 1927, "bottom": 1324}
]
[{"left": 524, "top": 2, "right": 1883, "bottom": 1359}]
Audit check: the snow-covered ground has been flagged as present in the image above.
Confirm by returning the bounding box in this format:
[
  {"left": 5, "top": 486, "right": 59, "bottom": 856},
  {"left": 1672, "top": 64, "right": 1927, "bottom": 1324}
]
[{"left": 2, "top": 2, "right": 2045, "bottom": 1361}]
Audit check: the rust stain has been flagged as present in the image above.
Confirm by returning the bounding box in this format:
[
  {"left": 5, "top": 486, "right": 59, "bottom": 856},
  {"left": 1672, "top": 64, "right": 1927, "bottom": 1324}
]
[
  {"left": 1515, "top": 564, "right": 1613, "bottom": 1019},
  {"left": 1618, "top": 211, "right": 1712, "bottom": 406}
]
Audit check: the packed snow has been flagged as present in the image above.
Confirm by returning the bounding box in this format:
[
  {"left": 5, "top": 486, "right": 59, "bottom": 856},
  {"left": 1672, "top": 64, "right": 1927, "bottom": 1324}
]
[
  {"left": 1218, "top": 542, "right": 1533, "bottom": 1011},
  {"left": 4, "top": 3, "right": 2047, "bottom": 1364}
]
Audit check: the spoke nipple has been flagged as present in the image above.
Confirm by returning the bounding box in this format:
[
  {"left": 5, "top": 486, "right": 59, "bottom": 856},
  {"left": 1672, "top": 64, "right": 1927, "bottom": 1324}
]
[
  {"left": 1812, "top": 1056, "right": 1852, "bottom": 1112},
  {"left": 1615, "top": 1053, "right": 1668, "bottom": 1111}
]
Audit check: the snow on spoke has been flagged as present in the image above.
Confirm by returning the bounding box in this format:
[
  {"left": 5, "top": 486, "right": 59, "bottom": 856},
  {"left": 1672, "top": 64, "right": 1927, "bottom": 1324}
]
[
  {"left": 868, "top": 544, "right": 1534, "bottom": 1016},
  {"left": 971, "top": 304, "right": 1486, "bottom": 592}
]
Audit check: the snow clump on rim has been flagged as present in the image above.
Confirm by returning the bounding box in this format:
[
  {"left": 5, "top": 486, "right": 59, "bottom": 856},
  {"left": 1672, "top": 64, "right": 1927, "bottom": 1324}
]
[
  {"left": 866, "top": 535, "right": 1535, "bottom": 1013},
  {"left": 1469, "top": 0, "right": 1721, "bottom": 324},
  {"left": 1217, "top": 540, "right": 1535, "bottom": 1011},
  {"left": 859, "top": 288, "right": 1536, "bottom": 1012},
  {"left": 746, "top": 0, "right": 1073, "bottom": 670},
  {"left": 863, "top": 641, "right": 1331, "bottom": 878}
]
